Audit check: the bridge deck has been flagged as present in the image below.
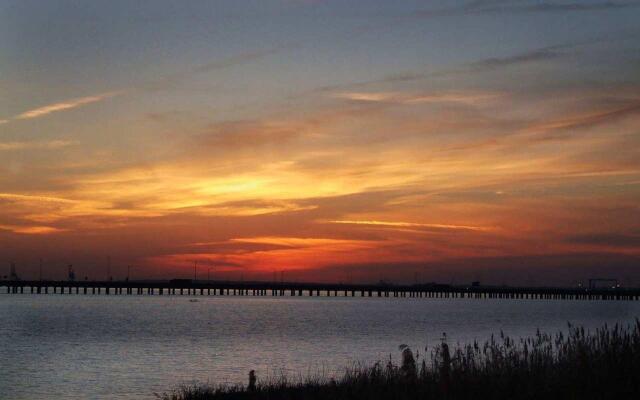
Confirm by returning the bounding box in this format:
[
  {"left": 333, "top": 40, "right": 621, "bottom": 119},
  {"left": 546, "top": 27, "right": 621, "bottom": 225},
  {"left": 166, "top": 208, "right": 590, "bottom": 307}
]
[{"left": 1, "top": 280, "right": 639, "bottom": 300}]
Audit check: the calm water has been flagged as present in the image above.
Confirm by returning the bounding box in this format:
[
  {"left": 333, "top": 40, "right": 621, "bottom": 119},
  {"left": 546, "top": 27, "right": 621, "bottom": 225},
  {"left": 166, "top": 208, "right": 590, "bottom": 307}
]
[{"left": 1, "top": 294, "right": 639, "bottom": 399}]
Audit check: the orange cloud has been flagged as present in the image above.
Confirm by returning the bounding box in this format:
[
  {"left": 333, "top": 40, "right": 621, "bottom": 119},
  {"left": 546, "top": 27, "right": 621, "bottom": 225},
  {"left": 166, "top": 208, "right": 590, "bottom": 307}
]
[
  {"left": 0, "top": 224, "right": 66, "bottom": 235},
  {"left": 324, "top": 219, "right": 492, "bottom": 231},
  {"left": 2, "top": 82, "right": 639, "bottom": 283}
]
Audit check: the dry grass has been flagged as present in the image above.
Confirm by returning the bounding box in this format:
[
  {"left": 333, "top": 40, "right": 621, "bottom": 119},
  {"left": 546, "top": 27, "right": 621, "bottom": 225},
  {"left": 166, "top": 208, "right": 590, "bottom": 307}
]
[{"left": 159, "top": 320, "right": 640, "bottom": 399}]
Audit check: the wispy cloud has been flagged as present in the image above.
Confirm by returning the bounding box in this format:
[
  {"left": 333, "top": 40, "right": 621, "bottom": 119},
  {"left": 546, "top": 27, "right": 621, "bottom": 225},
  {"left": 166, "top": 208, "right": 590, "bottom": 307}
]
[
  {"left": 0, "top": 139, "right": 78, "bottom": 151},
  {"left": 414, "top": 1, "right": 639, "bottom": 18},
  {"left": 0, "top": 193, "right": 76, "bottom": 204},
  {"left": 518, "top": 99, "right": 640, "bottom": 139},
  {"left": 326, "top": 220, "right": 491, "bottom": 232},
  {"left": 482, "top": 1, "right": 640, "bottom": 14},
  {"left": 13, "top": 91, "right": 121, "bottom": 121},
  {"left": 196, "top": 119, "right": 304, "bottom": 150},
  {"left": 315, "top": 43, "right": 566, "bottom": 94},
  {"left": 0, "top": 224, "right": 66, "bottom": 235},
  {"left": 565, "top": 232, "right": 640, "bottom": 248},
  {"left": 333, "top": 90, "right": 502, "bottom": 105},
  {"left": 1, "top": 45, "right": 289, "bottom": 127},
  {"left": 139, "top": 43, "right": 298, "bottom": 92},
  {"left": 469, "top": 47, "right": 564, "bottom": 70},
  {"left": 4, "top": 44, "right": 296, "bottom": 125},
  {"left": 230, "top": 236, "right": 374, "bottom": 248}
]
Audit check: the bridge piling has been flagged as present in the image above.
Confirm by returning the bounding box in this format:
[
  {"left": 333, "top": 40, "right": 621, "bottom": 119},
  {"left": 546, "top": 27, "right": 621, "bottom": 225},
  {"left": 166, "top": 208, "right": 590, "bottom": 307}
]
[{"left": 3, "top": 281, "right": 639, "bottom": 301}]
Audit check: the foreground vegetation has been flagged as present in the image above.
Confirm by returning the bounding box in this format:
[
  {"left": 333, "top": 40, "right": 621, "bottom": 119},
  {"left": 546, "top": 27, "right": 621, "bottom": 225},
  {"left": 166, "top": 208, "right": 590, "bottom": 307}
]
[{"left": 160, "top": 321, "right": 640, "bottom": 400}]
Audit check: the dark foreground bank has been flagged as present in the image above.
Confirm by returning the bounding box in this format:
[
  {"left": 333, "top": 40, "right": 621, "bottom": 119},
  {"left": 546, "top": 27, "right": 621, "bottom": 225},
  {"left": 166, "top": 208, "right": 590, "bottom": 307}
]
[{"left": 160, "top": 321, "right": 640, "bottom": 400}]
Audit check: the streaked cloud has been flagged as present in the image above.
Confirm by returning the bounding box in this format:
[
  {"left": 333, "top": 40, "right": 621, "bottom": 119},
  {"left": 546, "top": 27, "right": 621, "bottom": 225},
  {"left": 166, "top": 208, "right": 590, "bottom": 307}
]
[
  {"left": 138, "top": 43, "right": 298, "bottom": 92},
  {"left": 478, "top": 1, "right": 640, "bottom": 14},
  {"left": 4, "top": 44, "right": 293, "bottom": 126},
  {"left": 333, "top": 90, "right": 502, "bottom": 105},
  {"left": 316, "top": 43, "right": 567, "bottom": 94},
  {"left": 14, "top": 91, "right": 121, "bottom": 120},
  {"left": 565, "top": 232, "right": 640, "bottom": 248},
  {"left": 0, "top": 139, "right": 77, "bottom": 151},
  {"left": 0, "top": 224, "right": 66, "bottom": 235},
  {"left": 230, "top": 236, "right": 374, "bottom": 248},
  {"left": 0, "top": 193, "right": 76, "bottom": 204},
  {"left": 469, "top": 47, "right": 564, "bottom": 70},
  {"left": 325, "top": 220, "right": 492, "bottom": 232},
  {"left": 414, "top": 1, "right": 640, "bottom": 18},
  {"left": 521, "top": 99, "right": 640, "bottom": 135}
]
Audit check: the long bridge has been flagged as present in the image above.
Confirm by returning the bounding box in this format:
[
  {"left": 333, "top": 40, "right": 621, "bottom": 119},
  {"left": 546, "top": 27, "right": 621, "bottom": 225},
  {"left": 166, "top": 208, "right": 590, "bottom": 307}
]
[{"left": 1, "top": 280, "right": 639, "bottom": 300}]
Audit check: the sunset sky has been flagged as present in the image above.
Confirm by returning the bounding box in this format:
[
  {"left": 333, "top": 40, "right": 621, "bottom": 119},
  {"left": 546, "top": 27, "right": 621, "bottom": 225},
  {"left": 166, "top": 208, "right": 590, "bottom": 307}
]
[{"left": 1, "top": 0, "right": 639, "bottom": 285}]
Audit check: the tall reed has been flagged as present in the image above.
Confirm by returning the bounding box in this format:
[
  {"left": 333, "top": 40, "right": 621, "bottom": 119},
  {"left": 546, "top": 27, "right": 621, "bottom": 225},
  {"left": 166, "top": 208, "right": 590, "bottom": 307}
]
[{"left": 160, "top": 320, "right": 640, "bottom": 400}]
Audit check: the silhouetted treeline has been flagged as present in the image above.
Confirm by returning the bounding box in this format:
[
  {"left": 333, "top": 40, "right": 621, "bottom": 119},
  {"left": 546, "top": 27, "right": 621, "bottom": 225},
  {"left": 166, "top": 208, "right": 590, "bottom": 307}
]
[{"left": 160, "top": 321, "right": 640, "bottom": 399}]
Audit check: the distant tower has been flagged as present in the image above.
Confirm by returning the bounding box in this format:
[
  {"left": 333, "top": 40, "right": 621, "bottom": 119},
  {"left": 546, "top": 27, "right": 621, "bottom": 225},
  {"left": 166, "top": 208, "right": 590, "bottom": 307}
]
[
  {"left": 68, "top": 265, "right": 76, "bottom": 282},
  {"left": 9, "top": 263, "right": 20, "bottom": 281},
  {"left": 107, "top": 255, "right": 111, "bottom": 281}
]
